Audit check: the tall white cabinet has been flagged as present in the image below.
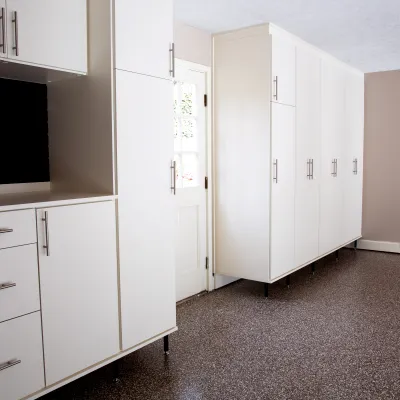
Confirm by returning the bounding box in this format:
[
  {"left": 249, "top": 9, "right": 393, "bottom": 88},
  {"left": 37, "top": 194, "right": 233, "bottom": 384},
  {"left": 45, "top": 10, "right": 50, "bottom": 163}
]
[{"left": 214, "top": 24, "right": 365, "bottom": 286}]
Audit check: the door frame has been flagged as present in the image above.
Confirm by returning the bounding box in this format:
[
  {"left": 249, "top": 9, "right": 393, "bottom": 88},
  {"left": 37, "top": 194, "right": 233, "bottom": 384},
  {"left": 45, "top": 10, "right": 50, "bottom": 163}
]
[{"left": 175, "top": 58, "right": 214, "bottom": 293}]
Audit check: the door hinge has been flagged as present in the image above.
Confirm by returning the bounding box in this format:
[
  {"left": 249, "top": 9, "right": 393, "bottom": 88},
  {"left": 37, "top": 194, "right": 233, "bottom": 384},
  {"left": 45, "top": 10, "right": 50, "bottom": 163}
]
[
  {"left": 205, "top": 257, "right": 209, "bottom": 270},
  {"left": 204, "top": 94, "right": 208, "bottom": 107},
  {"left": 205, "top": 176, "right": 208, "bottom": 190}
]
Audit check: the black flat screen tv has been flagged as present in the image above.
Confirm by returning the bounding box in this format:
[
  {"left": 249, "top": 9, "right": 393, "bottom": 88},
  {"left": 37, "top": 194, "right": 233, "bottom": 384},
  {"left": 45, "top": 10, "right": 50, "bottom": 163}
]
[{"left": 0, "top": 78, "right": 50, "bottom": 185}]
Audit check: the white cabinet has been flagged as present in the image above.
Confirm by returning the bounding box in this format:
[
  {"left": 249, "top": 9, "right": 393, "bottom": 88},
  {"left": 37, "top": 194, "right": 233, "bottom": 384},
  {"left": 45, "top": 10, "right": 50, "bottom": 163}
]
[
  {"left": 271, "top": 33, "right": 296, "bottom": 107},
  {"left": 270, "top": 103, "right": 295, "bottom": 280},
  {"left": 37, "top": 201, "right": 119, "bottom": 386},
  {"left": 0, "top": 312, "right": 45, "bottom": 400},
  {"left": 295, "top": 46, "right": 321, "bottom": 267},
  {"left": 114, "top": 0, "right": 173, "bottom": 80},
  {"left": 319, "top": 59, "right": 346, "bottom": 256},
  {"left": 115, "top": 70, "right": 176, "bottom": 350},
  {"left": 6, "top": 0, "right": 87, "bottom": 73},
  {"left": 0, "top": 0, "right": 6, "bottom": 59},
  {"left": 343, "top": 71, "right": 364, "bottom": 242}
]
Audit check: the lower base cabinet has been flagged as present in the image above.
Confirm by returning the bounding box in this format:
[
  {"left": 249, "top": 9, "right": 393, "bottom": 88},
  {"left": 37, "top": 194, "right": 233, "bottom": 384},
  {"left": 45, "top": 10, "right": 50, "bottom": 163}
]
[
  {"left": 37, "top": 201, "right": 120, "bottom": 386},
  {"left": 0, "top": 312, "right": 45, "bottom": 400}
]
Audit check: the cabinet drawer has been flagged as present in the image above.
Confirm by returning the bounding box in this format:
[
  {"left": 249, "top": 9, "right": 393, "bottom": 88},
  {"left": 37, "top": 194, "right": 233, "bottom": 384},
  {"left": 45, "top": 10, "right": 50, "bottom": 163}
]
[
  {"left": 0, "top": 210, "right": 37, "bottom": 249},
  {"left": 0, "top": 312, "right": 45, "bottom": 400},
  {"left": 0, "top": 245, "right": 40, "bottom": 323}
]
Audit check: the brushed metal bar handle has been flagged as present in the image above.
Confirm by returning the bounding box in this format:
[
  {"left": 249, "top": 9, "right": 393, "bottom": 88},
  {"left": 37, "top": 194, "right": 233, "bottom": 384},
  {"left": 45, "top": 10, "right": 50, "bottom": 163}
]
[
  {"left": 311, "top": 159, "right": 314, "bottom": 180},
  {"left": 0, "top": 282, "right": 17, "bottom": 290},
  {"left": 42, "top": 211, "right": 50, "bottom": 256},
  {"left": 0, "top": 228, "right": 13, "bottom": 234},
  {"left": 331, "top": 159, "right": 335, "bottom": 176},
  {"left": 0, "top": 8, "right": 5, "bottom": 54},
  {"left": 306, "top": 159, "right": 310, "bottom": 180},
  {"left": 169, "top": 43, "right": 175, "bottom": 78},
  {"left": 170, "top": 161, "right": 176, "bottom": 195},
  {"left": 335, "top": 159, "right": 338, "bottom": 177},
  {"left": 273, "top": 159, "right": 278, "bottom": 183},
  {"left": 273, "top": 76, "right": 278, "bottom": 100},
  {"left": 12, "top": 11, "right": 18, "bottom": 56},
  {"left": 0, "top": 359, "right": 21, "bottom": 372},
  {"left": 353, "top": 158, "right": 358, "bottom": 175},
  {"left": 356, "top": 158, "right": 358, "bottom": 175}
]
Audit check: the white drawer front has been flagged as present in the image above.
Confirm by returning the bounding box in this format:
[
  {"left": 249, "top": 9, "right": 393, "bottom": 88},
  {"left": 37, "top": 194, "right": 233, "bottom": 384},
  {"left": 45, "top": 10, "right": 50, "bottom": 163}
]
[
  {"left": 0, "top": 245, "right": 40, "bottom": 323},
  {"left": 0, "top": 312, "right": 45, "bottom": 400},
  {"left": 0, "top": 210, "right": 37, "bottom": 250}
]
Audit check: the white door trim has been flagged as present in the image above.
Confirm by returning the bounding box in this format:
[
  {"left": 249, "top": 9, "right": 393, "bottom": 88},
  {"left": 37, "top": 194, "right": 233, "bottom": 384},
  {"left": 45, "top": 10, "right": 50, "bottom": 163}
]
[{"left": 175, "top": 59, "right": 214, "bottom": 293}]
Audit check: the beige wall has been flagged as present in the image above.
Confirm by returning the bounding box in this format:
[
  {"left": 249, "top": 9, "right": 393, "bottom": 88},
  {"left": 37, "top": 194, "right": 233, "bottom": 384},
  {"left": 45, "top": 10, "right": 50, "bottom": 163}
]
[
  {"left": 174, "top": 21, "right": 212, "bottom": 66},
  {"left": 363, "top": 70, "right": 400, "bottom": 242}
]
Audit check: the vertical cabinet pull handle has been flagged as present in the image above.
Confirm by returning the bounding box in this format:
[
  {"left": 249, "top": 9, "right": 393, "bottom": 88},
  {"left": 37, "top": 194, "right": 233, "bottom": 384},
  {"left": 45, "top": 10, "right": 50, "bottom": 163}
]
[
  {"left": 307, "top": 159, "right": 311, "bottom": 180},
  {"left": 12, "top": 11, "right": 18, "bottom": 56},
  {"left": 0, "top": 8, "right": 5, "bottom": 54},
  {"left": 331, "top": 159, "right": 335, "bottom": 177},
  {"left": 335, "top": 159, "right": 338, "bottom": 177},
  {"left": 0, "top": 359, "right": 21, "bottom": 372},
  {"left": 273, "top": 159, "right": 278, "bottom": 183},
  {"left": 311, "top": 159, "right": 314, "bottom": 180},
  {"left": 42, "top": 211, "right": 50, "bottom": 256},
  {"left": 273, "top": 76, "right": 278, "bottom": 100},
  {"left": 170, "top": 161, "right": 176, "bottom": 195},
  {"left": 353, "top": 158, "right": 358, "bottom": 175},
  {"left": 169, "top": 43, "right": 175, "bottom": 78}
]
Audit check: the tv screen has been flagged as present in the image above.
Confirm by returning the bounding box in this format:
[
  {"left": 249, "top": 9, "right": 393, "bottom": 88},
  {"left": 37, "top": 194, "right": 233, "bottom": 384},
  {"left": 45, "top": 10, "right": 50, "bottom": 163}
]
[{"left": 0, "top": 78, "right": 50, "bottom": 185}]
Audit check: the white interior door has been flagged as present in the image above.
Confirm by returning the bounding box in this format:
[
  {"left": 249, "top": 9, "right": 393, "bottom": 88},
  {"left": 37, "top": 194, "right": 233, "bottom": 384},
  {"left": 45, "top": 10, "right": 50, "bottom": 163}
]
[
  {"left": 271, "top": 33, "right": 296, "bottom": 107},
  {"left": 37, "top": 202, "right": 119, "bottom": 386},
  {"left": 116, "top": 70, "right": 176, "bottom": 350},
  {"left": 174, "top": 62, "right": 207, "bottom": 302},
  {"left": 0, "top": 0, "right": 7, "bottom": 59},
  {"left": 295, "top": 45, "right": 321, "bottom": 267},
  {"left": 270, "top": 103, "right": 295, "bottom": 280},
  {"left": 6, "top": 0, "right": 87, "bottom": 72}
]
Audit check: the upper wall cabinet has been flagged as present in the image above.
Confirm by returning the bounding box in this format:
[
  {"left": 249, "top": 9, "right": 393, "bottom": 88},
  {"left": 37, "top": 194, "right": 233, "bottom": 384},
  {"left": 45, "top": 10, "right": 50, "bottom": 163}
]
[
  {"left": 271, "top": 32, "right": 296, "bottom": 107},
  {"left": 114, "top": 0, "right": 173, "bottom": 80},
  {"left": 5, "top": 0, "right": 87, "bottom": 73}
]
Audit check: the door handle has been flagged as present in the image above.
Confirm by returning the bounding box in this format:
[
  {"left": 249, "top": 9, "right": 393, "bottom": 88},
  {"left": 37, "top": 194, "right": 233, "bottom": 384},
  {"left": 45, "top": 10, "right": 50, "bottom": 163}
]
[
  {"left": 0, "top": 8, "right": 5, "bottom": 54},
  {"left": 307, "top": 159, "right": 311, "bottom": 180},
  {"left": 12, "top": 11, "right": 19, "bottom": 56},
  {"left": 331, "top": 159, "right": 335, "bottom": 177},
  {"left": 273, "top": 159, "right": 278, "bottom": 183},
  {"left": 0, "top": 282, "right": 16, "bottom": 290},
  {"left": 311, "top": 159, "right": 314, "bottom": 180},
  {"left": 0, "top": 228, "right": 13, "bottom": 234},
  {"left": 169, "top": 43, "right": 175, "bottom": 78},
  {"left": 353, "top": 158, "right": 358, "bottom": 175},
  {"left": 335, "top": 159, "right": 338, "bottom": 177},
  {"left": 0, "top": 359, "right": 21, "bottom": 372},
  {"left": 170, "top": 161, "right": 176, "bottom": 195},
  {"left": 273, "top": 76, "right": 278, "bottom": 100},
  {"left": 42, "top": 211, "right": 50, "bottom": 256}
]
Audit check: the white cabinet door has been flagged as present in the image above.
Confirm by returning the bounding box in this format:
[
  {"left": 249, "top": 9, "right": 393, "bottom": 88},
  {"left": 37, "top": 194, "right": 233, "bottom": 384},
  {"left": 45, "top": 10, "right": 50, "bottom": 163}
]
[
  {"left": 0, "top": 0, "right": 6, "bottom": 59},
  {"left": 271, "top": 33, "right": 296, "bottom": 107},
  {"left": 343, "top": 70, "right": 364, "bottom": 242},
  {"left": 6, "top": 0, "right": 87, "bottom": 72},
  {"left": 114, "top": 0, "right": 173, "bottom": 80},
  {"left": 319, "top": 59, "right": 345, "bottom": 256},
  {"left": 37, "top": 201, "right": 119, "bottom": 386},
  {"left": 270, "top": 103, "right": 295, "bottom": 280},
  {"left": 295, "top": 46, "right": 321, "bottom": 267},
  {"left": 115, "top": 70, "right": 176, "bottom": 350}
]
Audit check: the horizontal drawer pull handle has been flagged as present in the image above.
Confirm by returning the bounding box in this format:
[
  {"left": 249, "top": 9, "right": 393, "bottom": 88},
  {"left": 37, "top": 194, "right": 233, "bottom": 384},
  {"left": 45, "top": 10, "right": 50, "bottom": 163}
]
[
  {"left": 0, "top": 228, "right": 13, "bottom": 234},
  {"left": 0, "top": 282, "right": 17, "bottom": 290},
  {"left": 0, "top": 359, "right": 21, "bottom": 372}
]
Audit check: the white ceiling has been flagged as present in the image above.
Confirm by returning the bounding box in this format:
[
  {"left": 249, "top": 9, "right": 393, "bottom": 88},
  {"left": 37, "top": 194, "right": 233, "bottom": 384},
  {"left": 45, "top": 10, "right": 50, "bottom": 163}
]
[{"left": 175, "top": 0, "right": 400, "bottom": 73}]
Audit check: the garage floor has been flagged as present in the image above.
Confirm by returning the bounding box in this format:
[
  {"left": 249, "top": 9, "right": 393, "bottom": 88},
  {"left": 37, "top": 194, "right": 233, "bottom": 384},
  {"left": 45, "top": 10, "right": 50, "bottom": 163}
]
[{"left": 43, "top": 249, "right": 400, "bottom": 400}]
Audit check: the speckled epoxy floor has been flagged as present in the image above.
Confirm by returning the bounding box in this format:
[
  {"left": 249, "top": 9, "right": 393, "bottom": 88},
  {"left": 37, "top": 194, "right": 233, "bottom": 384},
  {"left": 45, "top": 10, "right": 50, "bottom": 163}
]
[{"left": 42, "top": 249, "right": 400, "bottom": 400}]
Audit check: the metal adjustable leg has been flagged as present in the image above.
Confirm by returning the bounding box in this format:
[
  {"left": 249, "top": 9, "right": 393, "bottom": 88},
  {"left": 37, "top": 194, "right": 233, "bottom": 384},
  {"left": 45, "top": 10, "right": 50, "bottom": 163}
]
[
  {"left": 336, "top": 250, "right": 339, "bottom": 261},
  {"left": 354, "top": 240, "right": 358, "bottom": 251},
  {"left": 311, "top": 263, "right": 316, "bottom": 275},
  {"left": 264, "top": 283, "right": 269, "bottom": 298},
  {"left": 286, "top": 275, "right": 291, "bottom": 288},
  {"left": 112, "top": 359, "right": 121, "bottom": 383},
  {"left": 164, "top": 335, "right": 169, "bottom": 355}
]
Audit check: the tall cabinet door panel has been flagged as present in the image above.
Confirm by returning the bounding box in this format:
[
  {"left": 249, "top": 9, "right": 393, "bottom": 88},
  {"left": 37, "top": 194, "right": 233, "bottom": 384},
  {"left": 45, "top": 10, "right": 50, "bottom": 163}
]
[
  {"left": 0, "top": 0, "right": 6, "bottom": 59},
  {"left": 343, "top": 71, "right": 364, "bottom": 242},
  {"left": 270, "top": 103, "right": 295, "bottom": 280},
  {"left": 319, "top": 59, "right": 345, "bottom": 255},
  {"left": 114, "top": 0, "right": 173, "bottom": 80},
  {"left": 37, "top": 202, "right": 119, "bottom": 386},
  {"left": 6, "top": 0, "right": 87, "bottom": 72},
  {"left": 271, "top": 33, "right": 296, "bottom": 107},
  {"left": 116, "top": 70, "right": 176, "bottom": 350}
]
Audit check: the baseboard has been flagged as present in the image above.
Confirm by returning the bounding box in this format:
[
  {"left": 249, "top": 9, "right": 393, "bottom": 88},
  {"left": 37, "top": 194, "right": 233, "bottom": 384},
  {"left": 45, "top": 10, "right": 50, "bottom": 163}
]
[{"left": 357, "top": 239, "right": 400, "bottom": 254}]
